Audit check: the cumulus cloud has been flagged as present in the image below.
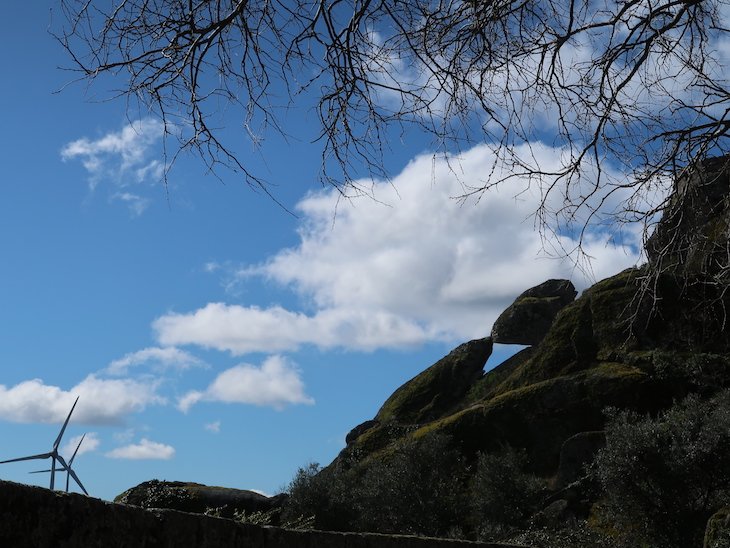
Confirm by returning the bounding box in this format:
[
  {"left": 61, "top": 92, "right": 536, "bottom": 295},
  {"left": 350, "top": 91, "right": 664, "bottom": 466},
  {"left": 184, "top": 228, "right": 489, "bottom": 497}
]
[
  {"left": 178, "top": 355, "right": 314, "bottom": 412},
  {"left": 154, "top": 143, "right": 642, "bottom": 353},
  {"left": 155, "top": 304, "right": 430, "bottom": 354},
  {"left": 0, "top": 375, "right": 165, "bottom": 425},
  {"left": 106, "top": 438, "right": 175, "bottom": 460},
  {"left": 61, "top": 433, "right": 101, "bottom": 458},
  {"left": 61, "top": 118, "right": 166, "bottom": 215},
  {"left": 107, "top": 346, "right": 205, "bottom": 376}
]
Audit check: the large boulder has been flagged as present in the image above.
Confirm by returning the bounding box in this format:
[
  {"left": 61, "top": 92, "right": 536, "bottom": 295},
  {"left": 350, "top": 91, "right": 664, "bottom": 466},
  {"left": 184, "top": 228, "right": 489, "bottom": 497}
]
[
  {"left": 375, "top": 338, "right": 493, "bottom": 424},
  {"left": 115, "top": 480, "right": 287, "bottom": 520},
  {"left": 346, "top": 419, "right": 380, "bottom": 445},
  {"left": 491, "top": 279, "right": 577, "bottom": 345}
]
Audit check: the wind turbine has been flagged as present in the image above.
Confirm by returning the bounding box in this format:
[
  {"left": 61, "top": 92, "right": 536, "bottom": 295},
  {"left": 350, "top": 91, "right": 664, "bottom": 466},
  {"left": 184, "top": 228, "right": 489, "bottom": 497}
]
[
  {"left": 0, "top": 396, "right": 88, "bottom": 495},
  {"left": 30, "top": 433, "right": 88, "bottom": 495}
]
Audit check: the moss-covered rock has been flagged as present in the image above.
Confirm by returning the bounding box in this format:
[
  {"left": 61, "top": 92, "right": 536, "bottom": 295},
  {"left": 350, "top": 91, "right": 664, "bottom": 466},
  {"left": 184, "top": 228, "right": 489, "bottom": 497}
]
[
  {"left": 467, "top": 347, "right": 535, "bottom": 404},
  {"left": 409, "top": 363, "right": 653, "bottom": 474},
  {"left": 375, "top": 338, "right": 493, "bottom": 424},
  {"left": 491, "top": 279, "right": 577, "bottom": 345}
]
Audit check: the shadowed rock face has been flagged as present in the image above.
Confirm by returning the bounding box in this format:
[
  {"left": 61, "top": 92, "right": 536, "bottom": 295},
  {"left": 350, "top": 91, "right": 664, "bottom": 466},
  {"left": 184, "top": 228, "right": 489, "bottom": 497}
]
[
  {"left": 556, "top": 431, "right": 606, "bottom": 489},
  {"left": 491, "top": 279, "right": 577, "bottom": 346},
  {"left": 647, "top": 154, "right": 730, "bottom": 278}
]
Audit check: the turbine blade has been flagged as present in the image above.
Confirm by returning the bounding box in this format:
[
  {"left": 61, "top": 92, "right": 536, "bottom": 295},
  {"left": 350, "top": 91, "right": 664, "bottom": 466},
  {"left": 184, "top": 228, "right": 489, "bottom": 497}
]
[
  {"left": 30, "top": 458, "right": 69, "bottom": 474},
  {"left": 68, "top": 433, "right": 85, "bottom": 465},
  {"left": 67, "top": 467, "right": 88, "bottom": 496},
  {"left": 0, "top": 452, "right": 53, "bottom": 464},
  {"left": 54, "top": 396, "right": 79, "bottom": 450}
]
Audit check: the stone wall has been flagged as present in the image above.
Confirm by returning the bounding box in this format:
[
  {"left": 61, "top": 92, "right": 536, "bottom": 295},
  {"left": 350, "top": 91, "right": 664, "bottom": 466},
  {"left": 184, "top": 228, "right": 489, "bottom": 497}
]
[{"left": 0, "top": 481, "right": 523, "bottom": 548}]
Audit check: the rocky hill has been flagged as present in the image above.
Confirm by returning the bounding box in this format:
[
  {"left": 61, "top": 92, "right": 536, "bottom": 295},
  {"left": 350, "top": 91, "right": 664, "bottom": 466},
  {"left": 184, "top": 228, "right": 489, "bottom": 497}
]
[
  {"left": 304, "top": 155, "right": 730, "bottom": 545},
  {"left": 114, "top": 156, "right": 730, "bottom": 546}
]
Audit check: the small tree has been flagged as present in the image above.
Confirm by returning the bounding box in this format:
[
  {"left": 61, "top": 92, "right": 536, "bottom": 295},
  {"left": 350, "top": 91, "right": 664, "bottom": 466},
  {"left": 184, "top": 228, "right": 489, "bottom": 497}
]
[{"left": 593, "top": 390, "right": 730, "bottom": 548}]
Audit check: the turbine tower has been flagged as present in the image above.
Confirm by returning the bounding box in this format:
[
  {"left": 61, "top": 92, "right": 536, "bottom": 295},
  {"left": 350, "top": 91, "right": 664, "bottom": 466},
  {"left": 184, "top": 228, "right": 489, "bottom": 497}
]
[{"left": 0, "top": 396, "right": 88, "bottom": 495}]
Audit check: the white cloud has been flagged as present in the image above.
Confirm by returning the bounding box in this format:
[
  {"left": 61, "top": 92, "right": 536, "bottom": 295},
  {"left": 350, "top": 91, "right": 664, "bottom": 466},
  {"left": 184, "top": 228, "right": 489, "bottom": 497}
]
[
  {"left": 0, "top": 375, "right": 165, "bottom": 425},
  {"left": 61, "top": 432, "right": 101, "bottom": 459},
  {"left": 178, "top": 355, "right": 314, "bottom": 412},
  {"left": 204, "top": 421, "right": 221, "bottom": 433},
  {"left": 155, "top": 303, "right": 430, "bottom": 354},
  {"left": 106, "top": 438, "right": 175, "bottom": 460},
  {"left": 61, "top": 118, "right": 166, "bottom": 215},
  {"left": 155, "top": 143, "right": 642, "bottom": 353},
  {"left": 107, "top": 346, "right": 205, "bottom": 376}
]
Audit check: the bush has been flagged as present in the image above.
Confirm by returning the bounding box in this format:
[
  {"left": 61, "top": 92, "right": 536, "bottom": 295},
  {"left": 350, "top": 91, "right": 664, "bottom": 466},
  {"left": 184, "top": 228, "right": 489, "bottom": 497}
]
[
  {"left": 281, "top": 462, "right": 335, "bottom": 529},
  {"left": 344, "top": 432, "right": 467, "bottom": 536},
  {"left": 470, "top": 445, "right": 545, "bottom": 541},
  {"left": 592, "top": 390, "right": 730, "bottom": 548},
  {"left": 282, "top": 433, "right": 467, "bottom": 536}
]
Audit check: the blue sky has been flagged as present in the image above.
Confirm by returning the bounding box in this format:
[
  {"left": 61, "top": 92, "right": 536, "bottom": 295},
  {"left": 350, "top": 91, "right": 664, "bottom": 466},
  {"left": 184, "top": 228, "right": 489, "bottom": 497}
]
[{"left": 0, "top": 2, "right": 646, "bottom": 501}]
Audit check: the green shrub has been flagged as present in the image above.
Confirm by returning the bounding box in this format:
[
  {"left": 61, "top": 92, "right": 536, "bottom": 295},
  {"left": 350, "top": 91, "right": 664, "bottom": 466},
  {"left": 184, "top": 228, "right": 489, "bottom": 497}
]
[
  {"left": 592, "top": 390, "right": 730, "bottom": 548},
  {"left": 344, "top": 432, "right": 467, "bottom": 536},
  {"left": 281, "top": 462, "right": 333, "bottom": 529},
  {"left": 470, "top": 445, "right": 544, "bottom": 541},
  {"left": 282, "top": 433, "right": 467, "bottom": 536}
]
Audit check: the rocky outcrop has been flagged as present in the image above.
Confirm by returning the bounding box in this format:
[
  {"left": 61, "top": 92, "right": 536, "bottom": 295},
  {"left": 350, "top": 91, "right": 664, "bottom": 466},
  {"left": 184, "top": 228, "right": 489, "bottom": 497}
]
[
  {"left": 0, "top": 480, "right": 525, "bottom": 548},
  {"left": 335, "top": 261, "right": 730, "bottom": 479},
  {"left": 346, "top": 419, "right": 381, "bottom": 445},
  {"left": 375, "top": 338, "right": 493, "bottom": 424},
  {"left": 310, "top": 156, "right": 730, "bottom": 541},
  {"left": 411, "top": 362, "right": 653, "bottom": 475},
  {"left": 115, "top": 480, "right": 287, "bottom": 520},
  {"left": 647, "top": 154, "right": 730, "bottom": 278},
  {"left": 491, "top": 279, "right": 577, "bottom": 345}
]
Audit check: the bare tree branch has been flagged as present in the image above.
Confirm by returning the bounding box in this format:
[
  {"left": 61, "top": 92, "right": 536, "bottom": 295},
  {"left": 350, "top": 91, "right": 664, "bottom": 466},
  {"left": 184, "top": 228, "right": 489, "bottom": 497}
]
[{"left": 55, "top": 0, "right": 730, "bottom": 264}]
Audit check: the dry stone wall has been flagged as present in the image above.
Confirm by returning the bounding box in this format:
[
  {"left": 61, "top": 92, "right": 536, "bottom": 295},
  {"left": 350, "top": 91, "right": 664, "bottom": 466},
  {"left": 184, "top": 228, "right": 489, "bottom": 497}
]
[{"left": 0, "top": 481, "right": 524, "bottom": 548}]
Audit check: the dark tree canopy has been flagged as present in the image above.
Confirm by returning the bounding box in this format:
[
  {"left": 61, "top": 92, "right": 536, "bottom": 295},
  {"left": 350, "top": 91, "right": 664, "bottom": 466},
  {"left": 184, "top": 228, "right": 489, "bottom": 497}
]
[{"left": 56, "top": 0, "right": 730, "bottom": 244}]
